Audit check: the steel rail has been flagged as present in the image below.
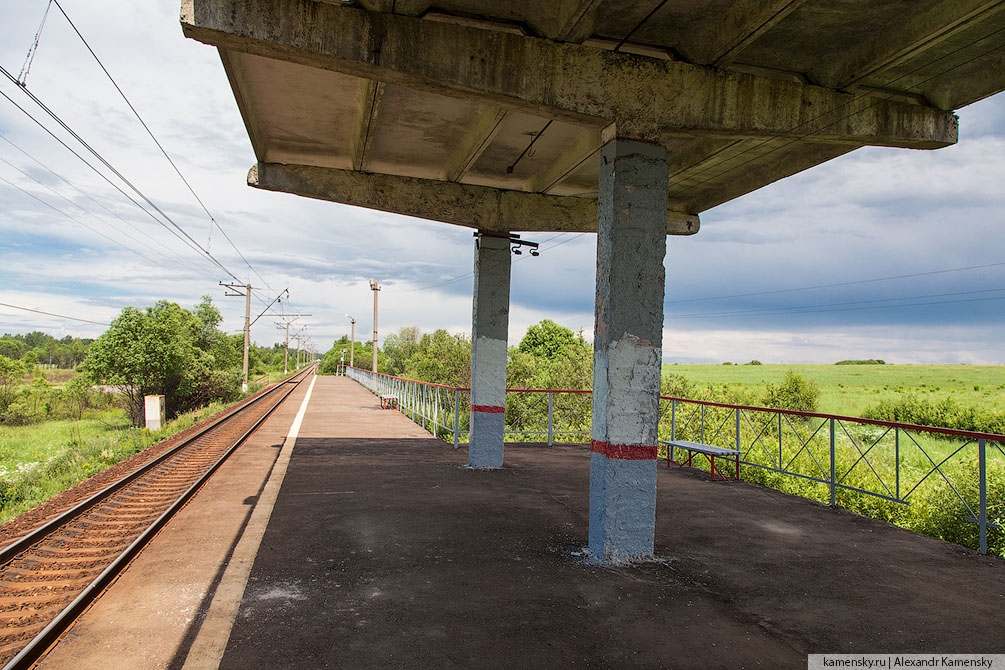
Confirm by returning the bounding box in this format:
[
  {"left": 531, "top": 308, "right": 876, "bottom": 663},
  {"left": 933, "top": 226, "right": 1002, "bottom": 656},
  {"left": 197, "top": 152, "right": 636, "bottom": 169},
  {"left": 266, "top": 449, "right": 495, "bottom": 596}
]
[
  {"left": 0, "top": 367, "right": 308, "bottom": 566},
  {"left": 1, "top": 365, "right": 314, "bottom": 670}
]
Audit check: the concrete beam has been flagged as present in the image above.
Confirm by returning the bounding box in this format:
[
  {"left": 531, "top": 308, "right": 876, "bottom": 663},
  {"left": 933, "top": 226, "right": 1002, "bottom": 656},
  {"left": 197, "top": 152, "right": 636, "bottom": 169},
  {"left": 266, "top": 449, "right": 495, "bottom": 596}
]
[
  {"left": 442, "top": 106, "right": 507, "bottom": 182},
  {"left": 218, "top": 49, "right": 268, "bottom": 160},
  {"left": 182, "top": 0, "right": 958, "bottom": 148},
  {"left": 552, "top": 0, "right": 605, "bottom": 42},
  {"left": 671, "top": 142, "right": 857, "bottom": 213},
  {"left": 351, "top": 80, "right": 385, "bottom": 171},
  {"left": 353, "top": 0, "right": 430, "bottom": 14},
  {"left": 679, "top": 0, "right": 810, "bottom": 67},
  {"left": 526, "top": 128, "right": 604, "bottom": 194},
  {"left": 249, "top": 162, "right": 700, "bottom": 235},
  {"left": 811, "top": 0, "right": 1005, "bottom": 95}
]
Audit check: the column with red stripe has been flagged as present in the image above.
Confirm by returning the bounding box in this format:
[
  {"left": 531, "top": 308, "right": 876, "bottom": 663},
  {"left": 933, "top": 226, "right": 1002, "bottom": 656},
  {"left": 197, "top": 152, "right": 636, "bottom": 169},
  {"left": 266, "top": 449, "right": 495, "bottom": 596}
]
[
  {"left": 588, "top": 138, "right": 668, "bottom": 562},
  {"left": 468, "top": 232, "right": 512, "bottom": 468}
]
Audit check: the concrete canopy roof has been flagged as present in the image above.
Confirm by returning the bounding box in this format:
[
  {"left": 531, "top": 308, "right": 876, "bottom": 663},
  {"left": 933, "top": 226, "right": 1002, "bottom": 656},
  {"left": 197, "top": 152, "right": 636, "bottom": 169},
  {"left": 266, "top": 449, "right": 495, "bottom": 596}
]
[{"left": 181, "top": 0, "right": 1003, "bottom": 235}]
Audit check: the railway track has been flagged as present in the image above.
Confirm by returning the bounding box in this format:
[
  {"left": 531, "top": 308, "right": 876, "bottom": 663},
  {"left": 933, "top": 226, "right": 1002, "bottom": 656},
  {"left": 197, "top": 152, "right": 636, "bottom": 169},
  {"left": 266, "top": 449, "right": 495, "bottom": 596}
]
[{"left": 0, "top": 366, "right": 314, "bottom": 669}]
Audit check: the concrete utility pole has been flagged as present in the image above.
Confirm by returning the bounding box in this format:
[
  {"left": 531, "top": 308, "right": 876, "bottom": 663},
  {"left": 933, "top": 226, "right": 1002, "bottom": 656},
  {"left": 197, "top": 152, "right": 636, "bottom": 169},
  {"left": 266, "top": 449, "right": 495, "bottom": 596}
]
[
  {"left": 283, "top": 321, "right": 291, "bottom": 373},
  {"left": 274, "top": 314, "right": 310, "bottom": 374},
  {"left": 243, "top": 285, "right": 251, "bottom": 391},
  {"left": 368, "top": 280, "right": 380, "bottom": 373},
  {"left": 221, "top": 282, "right": 253, "bottom": 393},
  {"left": 345, "top": 314, "right": 355, "bottom": 367}
]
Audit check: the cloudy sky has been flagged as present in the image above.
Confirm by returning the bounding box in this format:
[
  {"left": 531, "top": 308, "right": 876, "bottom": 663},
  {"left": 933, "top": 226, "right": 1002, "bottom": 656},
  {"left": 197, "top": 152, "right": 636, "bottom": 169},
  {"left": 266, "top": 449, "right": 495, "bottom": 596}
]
[{"left": 1, "top": 1, "right": 1003, "bottom": 364}]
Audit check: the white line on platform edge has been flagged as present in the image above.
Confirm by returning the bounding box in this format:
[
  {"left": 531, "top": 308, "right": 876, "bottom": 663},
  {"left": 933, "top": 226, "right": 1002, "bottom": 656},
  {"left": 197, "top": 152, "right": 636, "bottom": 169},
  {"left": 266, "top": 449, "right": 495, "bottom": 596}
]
[{"left": 182, "top": 372, "right": 317, "bottom": 670}]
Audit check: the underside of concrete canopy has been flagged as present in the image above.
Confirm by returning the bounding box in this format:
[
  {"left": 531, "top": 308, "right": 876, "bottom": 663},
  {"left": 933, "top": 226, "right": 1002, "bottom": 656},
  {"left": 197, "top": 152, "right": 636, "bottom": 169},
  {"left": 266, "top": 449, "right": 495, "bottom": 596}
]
[
  {"left": 182, "top": 0, "right": 1004, "bottom": 562},
  {"left": 181, "top": 0, "right": 1002, "bottom": 231}
]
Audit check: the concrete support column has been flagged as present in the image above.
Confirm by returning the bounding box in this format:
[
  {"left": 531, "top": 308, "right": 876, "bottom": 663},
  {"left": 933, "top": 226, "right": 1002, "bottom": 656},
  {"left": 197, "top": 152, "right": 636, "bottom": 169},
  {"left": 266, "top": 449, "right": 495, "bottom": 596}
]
[
  {"left": 588, "top": 138, "right": 669, "bottom": 562},
  {"left": 468, "top": 233, "right": 512, "bottom": 468}
]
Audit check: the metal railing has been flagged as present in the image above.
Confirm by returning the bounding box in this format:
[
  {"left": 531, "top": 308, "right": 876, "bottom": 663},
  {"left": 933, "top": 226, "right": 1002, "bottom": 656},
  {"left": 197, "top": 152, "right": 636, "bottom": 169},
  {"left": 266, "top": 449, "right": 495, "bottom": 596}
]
[
  {"left": 660, "top": 396, "right": 1004, "bottom": 556},
  {"left": 338, "top": 366, "right": 1003, "bottom": 555}
]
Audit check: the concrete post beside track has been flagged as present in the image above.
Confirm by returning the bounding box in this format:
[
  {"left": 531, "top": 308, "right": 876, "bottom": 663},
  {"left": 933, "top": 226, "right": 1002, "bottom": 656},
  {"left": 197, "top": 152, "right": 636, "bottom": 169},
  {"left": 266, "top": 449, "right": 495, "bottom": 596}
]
[
  {"left": 588, "top": 138, "right": 668, "bottom": 562},
  {"left": 468, "top": 233, "right": 511, "bottom": 468}
]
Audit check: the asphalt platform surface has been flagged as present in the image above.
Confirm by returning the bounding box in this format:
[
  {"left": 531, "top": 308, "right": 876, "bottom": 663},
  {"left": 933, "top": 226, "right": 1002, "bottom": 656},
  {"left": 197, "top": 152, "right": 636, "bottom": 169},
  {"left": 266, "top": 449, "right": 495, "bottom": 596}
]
[{"left": 215, "top": 377, "right": 1003, "bottom": 669}]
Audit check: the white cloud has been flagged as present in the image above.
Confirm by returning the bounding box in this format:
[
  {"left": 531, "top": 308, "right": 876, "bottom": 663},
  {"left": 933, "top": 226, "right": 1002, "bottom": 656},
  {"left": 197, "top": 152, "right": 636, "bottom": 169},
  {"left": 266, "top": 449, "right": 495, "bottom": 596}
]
[{"left": 0, "top": 1, "right": 1003, "bottom": 363}]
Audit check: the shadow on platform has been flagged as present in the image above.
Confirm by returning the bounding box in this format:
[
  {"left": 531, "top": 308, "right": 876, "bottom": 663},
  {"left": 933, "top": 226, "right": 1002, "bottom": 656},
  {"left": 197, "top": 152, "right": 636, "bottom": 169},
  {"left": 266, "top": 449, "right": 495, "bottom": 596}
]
[{"left": 210, "top": 435, "right": 1003, "bottom": 669}]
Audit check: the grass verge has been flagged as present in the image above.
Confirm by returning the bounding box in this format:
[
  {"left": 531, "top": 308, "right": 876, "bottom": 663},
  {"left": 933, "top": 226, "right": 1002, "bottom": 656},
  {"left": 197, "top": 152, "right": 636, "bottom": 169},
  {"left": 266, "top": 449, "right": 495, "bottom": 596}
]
[{"left": 0, "top": 401, "right": 227, "bottom": 524}]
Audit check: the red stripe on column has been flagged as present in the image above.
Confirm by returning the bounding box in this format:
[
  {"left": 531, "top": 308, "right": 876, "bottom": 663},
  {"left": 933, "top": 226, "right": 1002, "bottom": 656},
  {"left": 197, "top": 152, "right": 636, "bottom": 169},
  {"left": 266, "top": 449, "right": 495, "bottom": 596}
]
[
  {"left": 591, "top": 440, "right": 658, "bottom": 460},
  {"left": 471, "top": 404, "right": 505, "bottom": 414}
]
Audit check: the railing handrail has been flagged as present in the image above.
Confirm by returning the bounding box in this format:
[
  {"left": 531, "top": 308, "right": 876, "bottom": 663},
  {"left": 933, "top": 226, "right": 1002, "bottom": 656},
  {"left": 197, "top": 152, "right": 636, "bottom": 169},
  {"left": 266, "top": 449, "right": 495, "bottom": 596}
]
[
  {"left": 342, "top": 366, "right": 466, "bottom": 391},
  {"left": 659, "top": 395, "right": 1005, "bottom": 442},
  {"left": 339, "top": 366, "right": 1005, "bottom": 442}
]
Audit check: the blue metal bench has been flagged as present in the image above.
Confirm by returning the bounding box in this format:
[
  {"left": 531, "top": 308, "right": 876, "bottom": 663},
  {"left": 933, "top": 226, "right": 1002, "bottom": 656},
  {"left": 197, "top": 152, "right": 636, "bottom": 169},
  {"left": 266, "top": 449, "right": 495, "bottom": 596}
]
[{"left": 663, "top": 440, "right": 741, "bottom": 481}]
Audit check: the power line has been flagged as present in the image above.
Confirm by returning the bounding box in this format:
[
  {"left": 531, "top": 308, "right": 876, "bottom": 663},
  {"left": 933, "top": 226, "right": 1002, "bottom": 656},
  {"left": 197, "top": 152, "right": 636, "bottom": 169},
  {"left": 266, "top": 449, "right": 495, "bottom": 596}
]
[
  {"left": 0, "top": 151, "right": 216, "bottom": 284},
  {"left": 673, "top": 294, "right": 1005, "bottom": 320},
  {"left": 0, "top": 172, "right": 190, "bottom": 277},
  {"left": 667, "top": 261, "right": 1005, "bottom": 305},
  {"left": 403, "top": 232, "right": 578, "bottom": 293},
  {"left": 669, "top": 286, "right": 1005, "bottom": 319},
  {"left": 0, "top": 86, "right": 228, "bottom": 277},
  {"left": 0, "top": 133, "right": 218, "bottom": 281},
  {"left": 50, "top": 0, "right": 276, "bottom": 294},
  {"left": 0, "top": 66, "right": 241, "bottom": 282},
  {"left": 0, "top": 301, "right": 109, "bottom": 326},
  {"left": 18, "top": 0, "right": 54, "bottom": 86}
]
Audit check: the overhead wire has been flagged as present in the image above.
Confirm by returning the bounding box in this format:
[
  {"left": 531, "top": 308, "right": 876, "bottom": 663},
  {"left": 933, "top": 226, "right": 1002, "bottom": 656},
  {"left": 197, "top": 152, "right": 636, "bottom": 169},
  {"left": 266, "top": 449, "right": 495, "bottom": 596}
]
[
  {"left": 402, "top": 232, "right": 579, "bottom": 293},
  {"left": 0, "top": 138, "right": 217, "bottom": 282},
  {"left": 17, "top": 0, "right": 53, "bottom": 85},
  {"left": 0, "top": 301, "right": 109, "bottom": 327},
  {"left": 0, "top": 172, "right": 191, "bottom": 277},
  {"left": 49, "top": 0, "right": 277, "bottom": 294},
  {"left": 0, "top": 65, "right": 241, "bottom": 282},
  {"left": 0, "top": 85, "right": 229, "bottom": 277},
  {"left": 667, "top": 287, "right": 1005, "bottom": 319},
  {"left": 668, "top": 261, "right": 1005, "bottom": 305}
]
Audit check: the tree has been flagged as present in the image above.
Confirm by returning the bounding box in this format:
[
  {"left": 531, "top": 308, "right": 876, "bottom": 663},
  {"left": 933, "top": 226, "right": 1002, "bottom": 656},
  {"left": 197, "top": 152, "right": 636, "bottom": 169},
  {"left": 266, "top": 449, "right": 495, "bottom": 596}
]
[
  {"left": 0, "top": 355, "right": 24, "bottom": 410},
  {"left": 402, "top": 330, "right": 470, "bottom": 387},
  {"left": 510, "top": 320, "right": 592, "bottom": 390},
  {"left": 81, "top": 300, "right": 238, "bottom": 425},
  {"left": 0, "top": 337, "right": 24, "bottom": 360},
  {"left": 193, "top": 295, "right": 224, "bottom": 351},
  {"left": 318, "top": 336, "right": 388, "bottom": 375},
  {"left": 518, "top": 319, "right": 581, "bottom": 359},
  {"left": 382, "top": 326, "right": 422, "bottom": 375}
]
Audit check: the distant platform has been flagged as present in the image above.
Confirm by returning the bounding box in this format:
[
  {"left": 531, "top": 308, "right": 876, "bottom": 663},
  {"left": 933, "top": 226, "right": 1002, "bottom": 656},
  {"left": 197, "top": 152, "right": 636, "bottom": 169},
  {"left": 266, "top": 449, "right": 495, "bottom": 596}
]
[{"left": 40, "top": 376, "right": 1005, "bottom": 669}]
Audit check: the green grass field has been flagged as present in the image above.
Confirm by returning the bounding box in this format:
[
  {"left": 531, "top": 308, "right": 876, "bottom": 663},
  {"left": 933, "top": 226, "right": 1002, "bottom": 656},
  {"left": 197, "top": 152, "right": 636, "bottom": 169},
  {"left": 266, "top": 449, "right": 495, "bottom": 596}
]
[
  {"left": 663, "top": 363, "right": 1005, "bottom": 416},
  {"left": 0, "top": 401, "right": 228, "bottom": 524}
]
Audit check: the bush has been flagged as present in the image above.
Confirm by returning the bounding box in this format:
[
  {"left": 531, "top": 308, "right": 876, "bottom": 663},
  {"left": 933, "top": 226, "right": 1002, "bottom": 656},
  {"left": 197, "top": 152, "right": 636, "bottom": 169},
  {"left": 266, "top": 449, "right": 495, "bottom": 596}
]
[
  {"left": 835, "top": 359, "right": 886, "bottom": 365},
  {"left": 661, "top": 373, "right": 696, "bottom": 398},
  {"left": 762, "top": 370, "right": 819, "bottom": 413},
  {"left": 862, "top": 394, "right": 1005, "bottom": 434},
  {"left": 906, "top": 460, "right": 1005, "bottom": 557}
]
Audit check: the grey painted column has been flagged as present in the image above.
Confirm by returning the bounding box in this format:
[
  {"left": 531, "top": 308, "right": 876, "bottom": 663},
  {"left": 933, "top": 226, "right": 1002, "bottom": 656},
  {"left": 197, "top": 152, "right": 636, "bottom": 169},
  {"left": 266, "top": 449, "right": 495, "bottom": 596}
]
[
  {"left": 469, "top": 233, "right": 511, "bottom": 468},
  {"left": 588, "top": 138, "right": 669, "bottom": 562}
]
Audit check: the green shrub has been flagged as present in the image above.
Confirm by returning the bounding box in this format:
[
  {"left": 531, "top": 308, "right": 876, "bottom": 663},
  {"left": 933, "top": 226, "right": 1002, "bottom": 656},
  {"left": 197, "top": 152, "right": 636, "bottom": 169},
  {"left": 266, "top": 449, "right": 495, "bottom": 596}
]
[
  {"left": 863, "top": 394, "right": 1005, "bottom": 434},
  {"left": 762, "top": 370, "right": 819, "bottom": 413},
  {"left": 905, "top": 461, "right": 1005, "bottom": 557},
  {"left": 661, "top": 373, "right": 696, "bottom": 398}
]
